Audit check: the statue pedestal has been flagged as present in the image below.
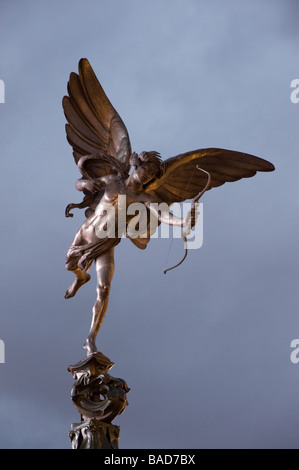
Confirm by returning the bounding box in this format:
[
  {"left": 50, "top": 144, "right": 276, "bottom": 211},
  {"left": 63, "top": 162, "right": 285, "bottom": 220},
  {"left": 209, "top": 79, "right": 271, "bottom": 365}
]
[
  {"left": 70, "top": 419, "right": 120, "bottom": 449},
  {"left": 68, "top": 351, "right": 130, "bottom": 449}
]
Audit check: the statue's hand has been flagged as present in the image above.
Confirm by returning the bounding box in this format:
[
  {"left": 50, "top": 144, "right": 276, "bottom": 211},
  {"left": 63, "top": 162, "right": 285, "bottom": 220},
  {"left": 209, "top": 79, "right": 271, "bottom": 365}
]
[
  {"left": 65, "top": 204, "right": 74, "bottom": 218},
  {"left": 183, "top": 204, "right": 199, "bottom": 237}
]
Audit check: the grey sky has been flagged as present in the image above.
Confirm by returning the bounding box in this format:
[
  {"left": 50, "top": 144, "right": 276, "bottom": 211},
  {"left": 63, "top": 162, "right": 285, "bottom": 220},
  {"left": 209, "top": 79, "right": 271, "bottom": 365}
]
[{"left": 0, "top": 0, "right": 298, "bottom": 448}]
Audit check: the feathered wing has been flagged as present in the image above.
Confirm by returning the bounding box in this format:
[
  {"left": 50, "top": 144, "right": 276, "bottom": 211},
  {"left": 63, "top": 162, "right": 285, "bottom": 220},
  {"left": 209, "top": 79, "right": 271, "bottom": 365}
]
[
  {"left": 62, "top": 58, "right": 132, "bottom": 173},
  {"left": 144, "top": 148, "right": 275, "bottom": 204}
]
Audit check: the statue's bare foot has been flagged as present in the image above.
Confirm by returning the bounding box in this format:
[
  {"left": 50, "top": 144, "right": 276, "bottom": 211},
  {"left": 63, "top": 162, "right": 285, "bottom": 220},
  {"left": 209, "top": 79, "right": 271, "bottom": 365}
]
[
  {"left": 65, "top": 273, "right": 91, "bottom": 299},
  {"left": 84, "top": 338, "right": 98, "bottom": 355}
]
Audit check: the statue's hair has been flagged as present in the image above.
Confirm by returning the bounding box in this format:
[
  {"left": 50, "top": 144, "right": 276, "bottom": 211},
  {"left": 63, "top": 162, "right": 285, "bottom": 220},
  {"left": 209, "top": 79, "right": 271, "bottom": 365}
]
[
  {"left": 129, "top": 151, "right": 163, "bottom": 183},
  {"left": 139, "top": 151, "right": 162, "bottom": 163}
]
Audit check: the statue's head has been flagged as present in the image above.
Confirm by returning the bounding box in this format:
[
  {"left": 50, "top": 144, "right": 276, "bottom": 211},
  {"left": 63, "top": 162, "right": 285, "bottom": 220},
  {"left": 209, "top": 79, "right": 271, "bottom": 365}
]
[{"left": 130, "top": 151, "right": 162, "bottom": 184}]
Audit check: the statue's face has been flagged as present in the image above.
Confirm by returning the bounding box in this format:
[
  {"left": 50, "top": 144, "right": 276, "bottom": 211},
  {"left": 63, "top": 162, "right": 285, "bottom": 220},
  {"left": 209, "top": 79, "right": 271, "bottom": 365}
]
[
  {"left": 130, "top": 151, "right": 160, "bottom": 185},
  {"left": 134, "top": 163, "right": 154, "bottom": 184}
]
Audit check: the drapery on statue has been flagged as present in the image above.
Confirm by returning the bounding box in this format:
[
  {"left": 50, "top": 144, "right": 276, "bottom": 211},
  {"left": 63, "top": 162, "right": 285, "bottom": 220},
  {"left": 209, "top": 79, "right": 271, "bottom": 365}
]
[{"left": 63, "top": 58, "right": 275, "bottom": 356}]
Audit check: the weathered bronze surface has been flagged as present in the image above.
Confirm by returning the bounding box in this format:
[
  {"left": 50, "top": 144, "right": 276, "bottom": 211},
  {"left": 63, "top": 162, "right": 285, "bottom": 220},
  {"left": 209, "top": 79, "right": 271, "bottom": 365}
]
[
  {"left": 63, "top": 58, "right": 275, "bottom": 356},
  {"left": 63, "top": 58, "right": 274, "bottom": 449},
  {"left": 68, "top": 352, "right": 129, "bottom": 422},
  {"left": 68, "top": 351, "right": 129, "bottom": 449}
]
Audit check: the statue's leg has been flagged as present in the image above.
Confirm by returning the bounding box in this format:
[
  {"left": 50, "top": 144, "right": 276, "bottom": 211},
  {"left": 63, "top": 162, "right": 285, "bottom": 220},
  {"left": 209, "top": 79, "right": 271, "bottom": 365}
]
[
  {"left": 65, "top": 224, "right": 93, "bottom": 299},
  {"left": 65, "top": 254, "right": 91, "bottom": 299},
  {"left": 65, "top": 268, "right": 91, "bottom": 299},
  {"left": 84, "top": 247, "right": 115, "bottom": 355}
]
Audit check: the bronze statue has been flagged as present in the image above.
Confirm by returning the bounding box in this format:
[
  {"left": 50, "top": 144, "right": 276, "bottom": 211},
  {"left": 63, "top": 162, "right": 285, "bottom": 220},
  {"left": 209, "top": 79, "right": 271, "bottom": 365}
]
[{"left": 63, "top": 58, "right": 275, "bottom": 356}]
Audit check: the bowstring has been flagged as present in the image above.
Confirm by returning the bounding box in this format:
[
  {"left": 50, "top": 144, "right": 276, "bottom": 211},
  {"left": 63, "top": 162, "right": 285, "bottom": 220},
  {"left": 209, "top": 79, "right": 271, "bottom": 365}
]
[
  {"left": 164, "top": 236, "right": 174, "bottom": 272},
  {"left": 163, "top": 164, "right": 198, "bottom": 273}
]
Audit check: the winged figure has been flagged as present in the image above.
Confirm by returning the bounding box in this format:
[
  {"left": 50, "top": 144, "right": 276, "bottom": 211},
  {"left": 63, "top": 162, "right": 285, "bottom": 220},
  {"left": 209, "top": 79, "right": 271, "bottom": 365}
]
[{"left": 63, "top": 58, "right": 275, "bottom": 355}]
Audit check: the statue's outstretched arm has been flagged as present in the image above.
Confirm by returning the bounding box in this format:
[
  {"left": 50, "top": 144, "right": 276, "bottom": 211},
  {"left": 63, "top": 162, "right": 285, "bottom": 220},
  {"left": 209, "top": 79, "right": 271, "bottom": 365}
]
[{"left": 145, "top": 201, "right": 184, "bottom": 227}]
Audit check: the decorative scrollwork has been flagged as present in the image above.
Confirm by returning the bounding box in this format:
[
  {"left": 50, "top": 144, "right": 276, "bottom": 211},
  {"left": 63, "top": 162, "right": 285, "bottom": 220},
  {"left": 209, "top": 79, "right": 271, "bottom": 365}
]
[{"left": 68, "top": 352, "right": 130, "bottom": 423}]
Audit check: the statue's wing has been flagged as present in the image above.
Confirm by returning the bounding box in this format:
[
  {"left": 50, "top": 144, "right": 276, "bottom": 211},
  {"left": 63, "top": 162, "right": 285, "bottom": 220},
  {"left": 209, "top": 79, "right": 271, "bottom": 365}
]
[
  {"left": 144, "top": 148, "right": 275, "bottom": 204},
  {"left": 62, "top": 58, "right": 131, "bottom": 173},
  {"left": 77, "top": 153, "right": 129, "bottom": 181}
]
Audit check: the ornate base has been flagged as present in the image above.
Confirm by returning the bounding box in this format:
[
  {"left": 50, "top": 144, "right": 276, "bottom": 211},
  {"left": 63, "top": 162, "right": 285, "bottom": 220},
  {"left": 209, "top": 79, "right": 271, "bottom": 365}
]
[
  {"left": 70, "top": 419, "right": 120, "bottom": 449},
  {"left": 68, "top": 351, "right": 130, "bottom": 449}
]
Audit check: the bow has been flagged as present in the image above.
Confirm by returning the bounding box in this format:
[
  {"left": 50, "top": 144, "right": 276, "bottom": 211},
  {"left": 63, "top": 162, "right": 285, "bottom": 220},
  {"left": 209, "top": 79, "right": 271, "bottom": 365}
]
[{"left": 163, "top": 166, "right": 211, "bottom": 274}]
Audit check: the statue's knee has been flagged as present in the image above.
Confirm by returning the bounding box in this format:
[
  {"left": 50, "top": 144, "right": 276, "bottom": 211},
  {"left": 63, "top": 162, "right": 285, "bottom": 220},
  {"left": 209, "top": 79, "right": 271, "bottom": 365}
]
[
  {"left": 97, "top": 284, "right": 111, "bottom": 299},
  {"left": 66, "top": 260, "right": 76, "bottom": 271}
]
